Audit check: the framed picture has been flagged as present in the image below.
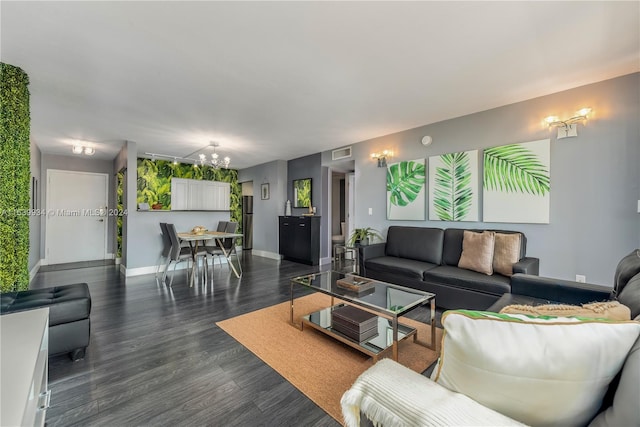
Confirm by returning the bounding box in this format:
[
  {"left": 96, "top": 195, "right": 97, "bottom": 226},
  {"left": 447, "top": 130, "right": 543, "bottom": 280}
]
[
  {"left": 293, "top": 178, "right": 312, "bottom": 208},
  {"left": 260, "top": 184, "right": 269, "bottom": 200},
  {"left": 31, "top": 176, "right": 38, "bottom": 209},
  {"left": 261, "top": 183, "right": 270, "bottom": 200}
]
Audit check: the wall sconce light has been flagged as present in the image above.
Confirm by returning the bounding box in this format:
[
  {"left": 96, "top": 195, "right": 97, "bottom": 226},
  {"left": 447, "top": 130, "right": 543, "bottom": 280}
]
[
  {"left": 371, "top": 150, "right": 392, "bottom": 167},
  {"left": 72, "top": 144, "right": 95, "bottom": 155},
  {"left": 544, "top": 107, "right": 592, "bottom": 139}
]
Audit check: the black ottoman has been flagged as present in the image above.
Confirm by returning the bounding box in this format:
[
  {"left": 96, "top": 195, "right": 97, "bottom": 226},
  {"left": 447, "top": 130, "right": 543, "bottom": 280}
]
[{"left": 0, "top": 283, "right": 91, "bottom": 360}]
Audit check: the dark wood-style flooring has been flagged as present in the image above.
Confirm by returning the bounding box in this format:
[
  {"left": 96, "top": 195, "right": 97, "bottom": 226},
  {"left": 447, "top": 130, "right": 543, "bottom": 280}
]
[{"left": 32, "top": 254, "right": 440, "bottom": 426}]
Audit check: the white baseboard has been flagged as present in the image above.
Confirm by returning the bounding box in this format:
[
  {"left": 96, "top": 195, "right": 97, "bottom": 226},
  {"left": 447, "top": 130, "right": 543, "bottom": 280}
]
[
  {"left": 319, "top": 256, "right": 333, "bottom": 266},
  {"left": 123, "top": 258, "right": 217, "bottom": 277},
  {"left": 125, "top": 265, "right": 160, "bottom": 277},
  {"left": 29, "top": 260, "right": 42, "bottom": 283},
  {"left": 251, "top": 250, "right": 282, "bottom": 260}
]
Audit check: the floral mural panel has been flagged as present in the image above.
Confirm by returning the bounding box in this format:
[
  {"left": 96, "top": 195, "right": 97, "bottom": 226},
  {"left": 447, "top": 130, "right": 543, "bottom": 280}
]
[
  {"left": 136, "top": 158, "right": 242, "bottom": 227},
  {"left": 482, "top": 139, "right": 551, "bottom": 224}
]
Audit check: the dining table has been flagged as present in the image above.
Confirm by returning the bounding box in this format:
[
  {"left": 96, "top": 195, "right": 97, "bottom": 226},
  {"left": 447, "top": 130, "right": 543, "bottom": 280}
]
[{"left": 178, "top": 231, "right": 243, "bottom": 286}]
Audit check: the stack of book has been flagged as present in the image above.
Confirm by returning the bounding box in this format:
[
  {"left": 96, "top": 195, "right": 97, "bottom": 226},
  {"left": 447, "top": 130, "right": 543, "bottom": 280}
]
[{"left": 331, "top": 305, "right": 378, "bottom": 342}]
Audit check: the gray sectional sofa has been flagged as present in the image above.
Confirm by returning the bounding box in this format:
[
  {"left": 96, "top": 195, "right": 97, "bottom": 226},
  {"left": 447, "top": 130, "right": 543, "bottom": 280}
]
[{"left": 359, "top": 226, "right": 539, "bottom": 310}]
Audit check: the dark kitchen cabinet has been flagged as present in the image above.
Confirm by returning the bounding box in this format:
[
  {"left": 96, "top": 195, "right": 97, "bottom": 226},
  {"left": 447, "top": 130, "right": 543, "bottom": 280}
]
[{"left": 279, "top": 216, "right": 320, "bottom": 265}]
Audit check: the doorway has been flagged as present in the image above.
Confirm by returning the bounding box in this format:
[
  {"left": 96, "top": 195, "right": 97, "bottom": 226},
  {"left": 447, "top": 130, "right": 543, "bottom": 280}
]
[
  {"left": 329, "top": 162, "right": 355, "bottom": 257},
  {"left": 45, "top": 169, "right": 109, "bottom": 264}
]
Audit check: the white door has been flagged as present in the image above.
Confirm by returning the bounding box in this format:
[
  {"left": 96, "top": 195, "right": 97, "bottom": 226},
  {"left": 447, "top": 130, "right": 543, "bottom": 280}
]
[{"left": 46, "top": 170, "right": 108, "bottom": 264}]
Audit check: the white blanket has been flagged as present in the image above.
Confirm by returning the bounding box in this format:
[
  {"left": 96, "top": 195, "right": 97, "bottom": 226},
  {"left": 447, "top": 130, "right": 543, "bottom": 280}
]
[{"left": 340, "top": 359, "right": 526, "bottom": 427}]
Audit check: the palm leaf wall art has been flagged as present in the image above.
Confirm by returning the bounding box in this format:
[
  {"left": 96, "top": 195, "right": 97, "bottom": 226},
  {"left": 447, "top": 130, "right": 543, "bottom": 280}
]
[
  {"left": 428, "top": 150, "right": 479, "bottom": 221},
  {"left": 482, "top": 139, "right": 551, "bottom": 224},
  {"left": 386, "top": 159, "right": 426, "bottom": 220}
]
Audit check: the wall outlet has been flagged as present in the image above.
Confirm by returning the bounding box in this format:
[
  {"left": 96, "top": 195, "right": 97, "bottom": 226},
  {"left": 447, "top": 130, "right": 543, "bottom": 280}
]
[
  {"left": 368, "top": 207, "right": 373, "bottom": 215},
  {"left": 575, "top": 274, "right": 586, "bottom": 283}
]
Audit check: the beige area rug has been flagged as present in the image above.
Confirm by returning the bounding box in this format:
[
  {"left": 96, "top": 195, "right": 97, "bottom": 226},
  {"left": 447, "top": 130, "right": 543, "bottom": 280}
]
[{"left": 216, "top": 293, "right": 442, "bottom": 424}]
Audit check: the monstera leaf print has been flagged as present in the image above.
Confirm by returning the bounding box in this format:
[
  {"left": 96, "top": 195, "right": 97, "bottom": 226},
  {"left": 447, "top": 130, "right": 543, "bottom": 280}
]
[
  {"left": 433, "top": 152, "right": 473, "bottom": 221},
  {"left": 387, "top": 160, "right": 426, "bottom": 218},
  {"left": 484, "top": 144, "right": 550, "bottom": 196}
]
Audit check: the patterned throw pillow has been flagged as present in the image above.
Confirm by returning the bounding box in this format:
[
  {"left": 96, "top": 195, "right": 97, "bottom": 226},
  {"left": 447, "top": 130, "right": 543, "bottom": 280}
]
[
  {"left": 458, "top": 230, "right": 495, "bottom": 275},
  {"left": 492, "top": 232, "right": 521, "bottom": 276},
  {"left": 500, "top": 301, "right": 631, "bottom": 321},
  {"left": 431, "top": 310, "right": 640, "bottom": 427}
]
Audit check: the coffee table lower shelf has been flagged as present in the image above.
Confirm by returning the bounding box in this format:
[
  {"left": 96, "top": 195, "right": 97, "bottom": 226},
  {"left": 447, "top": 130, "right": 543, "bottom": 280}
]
[{"left": 301, "top": 305, "right": 416, "bottom": 361}]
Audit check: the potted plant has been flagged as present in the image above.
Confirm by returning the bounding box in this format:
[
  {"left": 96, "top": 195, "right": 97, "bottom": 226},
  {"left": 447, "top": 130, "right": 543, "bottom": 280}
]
[{"left": 348, "top": 227, "right": 383, "bottom": 246}]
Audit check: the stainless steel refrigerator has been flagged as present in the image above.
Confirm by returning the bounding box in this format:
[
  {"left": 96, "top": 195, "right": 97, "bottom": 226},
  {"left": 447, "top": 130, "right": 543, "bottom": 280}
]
[{"left": 242, "top": 196, "right": 253, "bottom": 250}]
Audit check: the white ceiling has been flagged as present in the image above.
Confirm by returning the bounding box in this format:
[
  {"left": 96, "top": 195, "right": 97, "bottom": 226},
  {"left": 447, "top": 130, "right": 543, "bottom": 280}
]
[{"left": 1, "top": 1, "right": 638, "bottom": 169}]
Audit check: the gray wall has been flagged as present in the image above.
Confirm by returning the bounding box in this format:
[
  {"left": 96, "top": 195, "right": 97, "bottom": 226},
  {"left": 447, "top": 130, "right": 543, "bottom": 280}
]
[
  {"left": 238, "top": 160, "right": 288, "bottom": 257},
  {"left": 119, "top": 141, "right": 232, "bottom": 270},
  {"left": 40, "top": 153, "right": 116, "bottom": 260},
  {"left": 286, "top": 153, "right": 329, "bottom": 260},
  {"left": 125, "top": 210, "right": 231, "bottom": 270},
  {"left": 334, "top": 73, "right": 639, "bottom": 285},
  {"left": 28, "top": 140, "right": 41, "bottom": 272},
  {"left": 287, "top": 153, "right": 322, "bottom": 215}
]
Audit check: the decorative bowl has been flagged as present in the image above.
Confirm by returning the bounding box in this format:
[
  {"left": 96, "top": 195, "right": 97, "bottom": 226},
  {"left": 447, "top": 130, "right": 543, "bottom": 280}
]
[{"left": 192, "top": 226, "right": 207, "bottom": 235}]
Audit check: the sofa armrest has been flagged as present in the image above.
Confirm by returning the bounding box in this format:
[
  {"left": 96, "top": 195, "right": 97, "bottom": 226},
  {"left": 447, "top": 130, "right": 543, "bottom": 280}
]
[
  {"left": 513, "top": 257, "right": 539, "bottom": 275},
  {"left": 341, "top": 359, "right": 523, "bottom": 427},
  {"left": 510, "top": 273, "right": 613, "bottom": 305},
  {"left": 358, "top": 243, "right": 386, "bottom": 276}
]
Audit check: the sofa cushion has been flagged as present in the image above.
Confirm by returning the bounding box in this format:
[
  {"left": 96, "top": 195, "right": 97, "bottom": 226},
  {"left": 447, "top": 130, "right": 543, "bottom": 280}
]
[
  {"left": 2, "top": 283, "right": 91, "bottom": 326},
  {"left": 458, "top": 231, "right": 495, "bottom": 275},
  {"left": 618, "top": 273, "right": 640, "bottom": 319},
  {"left": 487, "top": 292, "right": 552, "bottom": 312},
  {"left": 443, "top": 228, "right": 526, "bottom": 266},
  {"left": 432, "top": 310, "right": 640, "bottom": 427},
  {"left": 385, "top": 226, "right": 444, "bottom": 264},
  {"left": 589, "top": 334, "right": 640, "bottom": 427},
  {"left": 493, "top": 233, "right": 522, "bottom": 276},
  {"left": 423, "top": 265, "right": 511, "bottom": 295},
  {"left": 365, "top": 256, "right": 438, "bottom": 280},
  {"left": 613, "top": 249, "right": 640, "bottom": 297}
]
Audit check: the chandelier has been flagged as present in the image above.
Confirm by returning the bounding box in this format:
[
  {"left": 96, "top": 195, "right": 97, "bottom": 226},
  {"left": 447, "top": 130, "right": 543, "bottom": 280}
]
[
  {"left": 198, "top": 142, "right": 230, "bottom": 169},
  {"left": 144, "top": 141, "right": 231, "bottom": 169}
]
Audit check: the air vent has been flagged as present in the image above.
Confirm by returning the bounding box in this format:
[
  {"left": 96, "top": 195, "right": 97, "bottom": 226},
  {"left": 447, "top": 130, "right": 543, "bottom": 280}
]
[{"left": 332, "top": 146, "right": 352, "bottom": 161}]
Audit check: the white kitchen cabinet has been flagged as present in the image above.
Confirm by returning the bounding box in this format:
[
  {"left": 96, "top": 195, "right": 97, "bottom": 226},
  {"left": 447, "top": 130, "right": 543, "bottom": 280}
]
[{"left": 171, "top": 178, "right": 230, "bottom": 211}]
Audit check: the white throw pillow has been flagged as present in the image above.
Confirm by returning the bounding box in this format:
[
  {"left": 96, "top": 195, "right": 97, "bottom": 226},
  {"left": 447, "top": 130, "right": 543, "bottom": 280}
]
[{"left": 431, "top": 311, "right": 640, "bottom": 427}]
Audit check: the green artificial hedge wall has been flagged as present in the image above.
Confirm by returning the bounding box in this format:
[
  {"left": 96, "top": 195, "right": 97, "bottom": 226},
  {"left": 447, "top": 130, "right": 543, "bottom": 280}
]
[
  {"left": 1, "top": 63, "right": 31, "bottom": 292},
  {"left": 116, "top": 170, "right": 125, "bottom": 258},
  {"left": 136, "top": 158, "right": 242, "bottom": 229}
]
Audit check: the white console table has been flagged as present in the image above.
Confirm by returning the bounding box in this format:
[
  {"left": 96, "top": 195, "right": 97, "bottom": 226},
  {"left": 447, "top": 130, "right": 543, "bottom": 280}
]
[{"left": 1, "top": 307, "right": 50, "bottom": 427}]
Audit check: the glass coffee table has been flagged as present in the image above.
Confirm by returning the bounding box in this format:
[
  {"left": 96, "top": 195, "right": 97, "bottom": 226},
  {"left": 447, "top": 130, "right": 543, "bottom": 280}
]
[{"left": 290, "top": 271, "right": 436, "bottom": 361}]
